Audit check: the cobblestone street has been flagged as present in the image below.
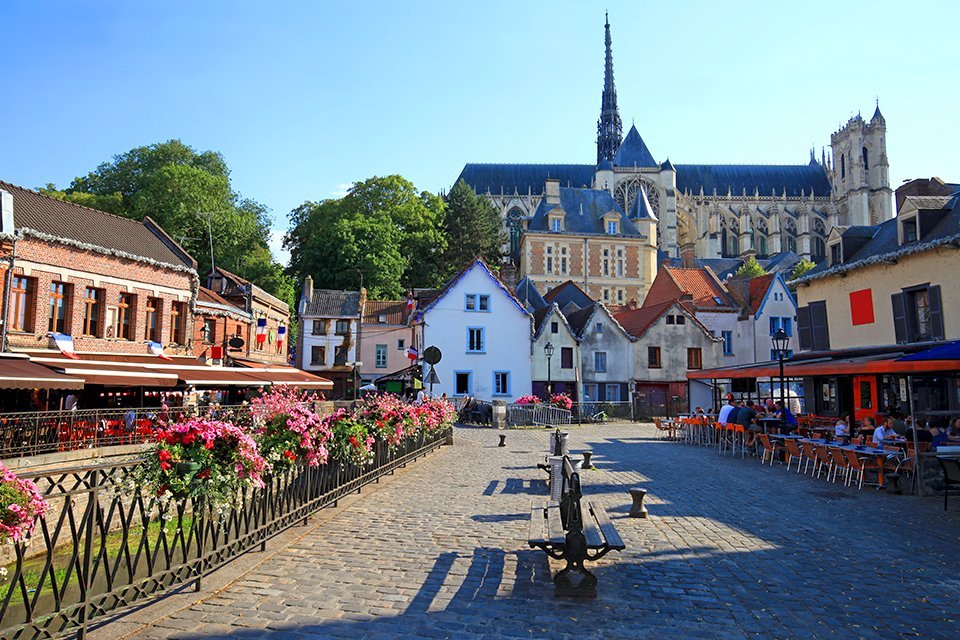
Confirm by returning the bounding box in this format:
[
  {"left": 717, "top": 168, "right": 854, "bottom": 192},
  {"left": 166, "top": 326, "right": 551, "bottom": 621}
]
[{"left": 119, "top": 424, "right": 960, "bottom": 640}]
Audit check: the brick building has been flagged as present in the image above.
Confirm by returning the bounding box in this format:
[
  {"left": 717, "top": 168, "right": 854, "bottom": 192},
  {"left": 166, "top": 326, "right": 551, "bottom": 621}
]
[
  {"left": 206, "top": 267, "right": 290, "bottom": 365},
  {"left": 193, "top": 287, "right": 252, "bottom": 364}
]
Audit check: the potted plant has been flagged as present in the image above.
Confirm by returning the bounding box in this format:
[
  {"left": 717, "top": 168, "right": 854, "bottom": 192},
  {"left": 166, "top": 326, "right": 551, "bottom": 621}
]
[
  {"left": 550, "top": 393, "right": 573, "bottom": 411},
  {"left": 251, "top": 386, "right": 331, "bottom": 471},
  {"left": 326, "top": 409, "right": 376, "bottom": 466}
]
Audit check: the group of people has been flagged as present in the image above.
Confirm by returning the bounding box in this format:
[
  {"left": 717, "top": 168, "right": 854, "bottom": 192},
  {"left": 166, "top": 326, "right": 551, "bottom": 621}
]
[
  {"left": 836, "top": 412, "right": 960, "bottom": 447},
  {"left": 706, "top": 395, "right": 798, "bottom": 448}
]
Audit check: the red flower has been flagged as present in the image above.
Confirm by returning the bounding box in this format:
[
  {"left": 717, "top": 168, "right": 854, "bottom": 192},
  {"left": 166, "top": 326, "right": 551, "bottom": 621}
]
[
  {"left": 157, "top": 484, "right": 169, "bottom": 495},
  {"left": 197, "top": 468, "right": 211, "bottom": 479},
  {"left": 204, "top": 439, "right": 215, "bottom": 450},
  {"left": 160, "top": 461, "right": 172, "bottom": 471},
  {"left": 284, "top": 450, "right": 296, "bottom": 460},
  {"left": 158, "top": 449, "right": 172, "bottom": 462},
  {"left": 182, "top": 432, "right": 196, "bottom": 445}
]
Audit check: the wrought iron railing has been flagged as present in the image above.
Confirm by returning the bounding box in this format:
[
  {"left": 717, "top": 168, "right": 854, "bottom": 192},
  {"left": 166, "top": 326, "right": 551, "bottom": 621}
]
[{"left": 0, "top": 427, "right": 451, "bottom": 639}]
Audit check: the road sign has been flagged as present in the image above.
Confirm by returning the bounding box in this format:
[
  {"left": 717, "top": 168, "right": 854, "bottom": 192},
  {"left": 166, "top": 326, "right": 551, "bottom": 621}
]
[
  {"left": 423, "top": 346, "right": 442, "bottom": 365},
  {"left": 426, "top": 367, "right": 440, "bottom": 385}
]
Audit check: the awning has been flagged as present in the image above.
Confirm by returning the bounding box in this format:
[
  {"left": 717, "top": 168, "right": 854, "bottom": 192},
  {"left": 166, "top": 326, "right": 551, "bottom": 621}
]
[
  {"left": 0, "top": 356, "right": 84, "bottom": 390},
  {"left": 898, "top": 340, "right": 960, "bottom": 362},
  {"left": 47, "top": 362, "right": 179, "bottom": 387},
  {"left": 238, "top": 368, "right": 333, "bottom": 389},
  {"left": 178, "top": 368, "right": 265, "bottom": 386},
  {"left": 688, "top": 354, "right": 960, "bottom": 380}
]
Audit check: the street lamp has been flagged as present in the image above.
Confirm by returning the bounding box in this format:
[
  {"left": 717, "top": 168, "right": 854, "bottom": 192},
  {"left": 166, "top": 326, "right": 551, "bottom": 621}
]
[
  {"left": 346, "top": 361, "right": 363, "bottom": 400},
  {"left": 771, "top": 328, "right": 790, "bottom": 407},
  {"left": 544, "top": 342, "right": 555, "bottom": 397}
]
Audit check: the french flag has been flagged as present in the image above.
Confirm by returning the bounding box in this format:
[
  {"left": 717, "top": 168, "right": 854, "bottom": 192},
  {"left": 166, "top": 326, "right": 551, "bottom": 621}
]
[
  {"left": 148, "top": 341, "right": 173, "bottom": 361},
  {"left": 50, "top": 332, "right": 80, "bottom": 359},
  {"left": 406, "top": 346, "right": 419, "bottom": 362},
  {"left": 276, "top": 325, "right": 286, "bottom": 350},
  {"left": 256, "top": 318, "right": 267, "bottom": 344}
]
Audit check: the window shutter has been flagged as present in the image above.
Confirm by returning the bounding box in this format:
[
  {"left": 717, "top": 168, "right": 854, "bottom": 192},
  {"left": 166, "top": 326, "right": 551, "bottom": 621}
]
[
  {"left": 928, "top": 285, "right": 944, "bottom": 341},
  {"left": 891, "top": 293, "right": 908, "bottom": 344},
  {"left": 797, "top": 306, "right": 813, "bottom": 351},
  {"left": 810, "top": 301, "right": 830, "bottom": 351}
]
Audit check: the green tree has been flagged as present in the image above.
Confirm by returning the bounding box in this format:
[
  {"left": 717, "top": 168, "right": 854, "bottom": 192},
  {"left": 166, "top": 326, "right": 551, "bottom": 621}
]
[
  {"left": 789, "top": 258, "right": 817, "bottom": 282},
  {"left": 39, "top": 140, "right": 295, "bottom": 310},
  {"left": 284, "top": 175, "right": 447, "bottom": 299},
  {"left": 734, "top": 255, "right": 768, "bottom": 278},
  {"left": 440, "top": 180, "right": 506, "bottom": 277}
]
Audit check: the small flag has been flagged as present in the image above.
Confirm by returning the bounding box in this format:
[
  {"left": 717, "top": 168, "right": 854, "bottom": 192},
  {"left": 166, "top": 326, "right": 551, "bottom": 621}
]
[
  {"left": 276, "top": 325, "right": 286, "bottom": 350},
  {"left": 50, "top": 332, "right": 79, "bottom": 359},
  {"left": 256, "top": 318, "right": 267, "bottom": 344},
  {"left": 147, "top": 341, "right": 173, "bottom": 361},
  {"left": 405, "top": 296, "right": 416, "bottom": 314},
  {"left": 406, "top": 346, "right": 419, "bottom": 362}
]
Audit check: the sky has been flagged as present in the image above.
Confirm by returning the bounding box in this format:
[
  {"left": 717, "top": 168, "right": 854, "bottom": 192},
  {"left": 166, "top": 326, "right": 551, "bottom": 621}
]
[{"left": 2, "top": 0, "right": 958, "bottom": 264}]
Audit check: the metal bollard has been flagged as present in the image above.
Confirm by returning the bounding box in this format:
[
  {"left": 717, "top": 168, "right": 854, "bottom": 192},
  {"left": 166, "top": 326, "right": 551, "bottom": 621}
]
[
  {"left": 582, "top": 450, "right": 594, "bottom": 469},
  {"left": 628, "top": 488, "right": 648, "bottom": 518},
  {"left": 498, "top": 433, "right": 507, "bottom": 447}
]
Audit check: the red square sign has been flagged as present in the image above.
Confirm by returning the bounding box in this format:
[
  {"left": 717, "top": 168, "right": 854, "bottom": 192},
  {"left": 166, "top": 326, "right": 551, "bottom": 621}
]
[{"left": 849, "top": 289, "right": 875, "bottom": 326}]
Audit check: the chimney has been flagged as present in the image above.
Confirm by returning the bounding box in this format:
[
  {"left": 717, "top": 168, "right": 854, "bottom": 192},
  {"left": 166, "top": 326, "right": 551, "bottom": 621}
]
[
  {"left": 0, "top": 189, "right": 13, "bottom": 237},
  {"left": 680, "top": 243, "right": 696, "bottom": 268},
  {"left": 545, "top": 179, "right": 561, "bottom": 205},
  {"left": 628, "top": 298, "right": 639, "bottom": 310},
  {"left": 300, "top": 275, "right": 314, "bottom": 315}
]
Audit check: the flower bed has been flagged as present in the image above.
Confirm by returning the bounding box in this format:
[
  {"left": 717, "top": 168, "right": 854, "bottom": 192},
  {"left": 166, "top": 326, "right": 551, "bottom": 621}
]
[{"left": 515, "top": 394, "right": 541, "bottom": 405}]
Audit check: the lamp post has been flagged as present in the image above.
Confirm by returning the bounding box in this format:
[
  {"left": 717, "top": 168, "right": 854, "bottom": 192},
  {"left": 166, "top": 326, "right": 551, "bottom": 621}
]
[
  {"left": 544, "top": 342, "right": 555, "bottom": 398},
  {"left": 346, "top": 361, "right": 363, "bottom": 401},
  {"left": 771, "top": 328, "right": 789, "bottom": 407}
]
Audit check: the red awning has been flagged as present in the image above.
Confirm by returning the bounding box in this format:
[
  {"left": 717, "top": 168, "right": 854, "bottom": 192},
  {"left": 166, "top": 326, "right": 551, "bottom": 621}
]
[{"left": 0, "top": 356, "right": 84, "bottom": 390}]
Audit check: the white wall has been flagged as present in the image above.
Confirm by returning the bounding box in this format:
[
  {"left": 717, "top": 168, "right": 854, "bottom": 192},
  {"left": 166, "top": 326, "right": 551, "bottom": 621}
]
[
  {"left": 531, "top": 308, "right": 579, "bottom": 386},
  {"left": 579, "top": 305, "right": 634, "bottom": 401},
  {"left": 633, "top": 306, "right": 724, "bottom": 381},
  {"left": 300, "top": 317, "right": 359, "bottom": 371},
  {"left": 421, "top": 264, "right": 532, "bottom": 402},
  {"left": 751, "top": 277, "right": 800, "bottom": 362}
]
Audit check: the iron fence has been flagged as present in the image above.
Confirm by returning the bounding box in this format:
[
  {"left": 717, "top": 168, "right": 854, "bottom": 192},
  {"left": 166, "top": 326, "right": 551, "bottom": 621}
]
[
  {"left": 506, "top": 403, "right": 572, "bottom": 427},
  {"left": 0, "top": 427, "right": 451, "bottom": 640},
  {"left": 573, "top": 401, "right": 635, "bottom": 423}
]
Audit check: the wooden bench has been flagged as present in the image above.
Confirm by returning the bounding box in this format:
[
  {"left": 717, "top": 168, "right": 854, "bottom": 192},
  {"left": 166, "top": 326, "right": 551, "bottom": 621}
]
[{"left": 528, "top": 455, "right": 625, "bottom": 597}]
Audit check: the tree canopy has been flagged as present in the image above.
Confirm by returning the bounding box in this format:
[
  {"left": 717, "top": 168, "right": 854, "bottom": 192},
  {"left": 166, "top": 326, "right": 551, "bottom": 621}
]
[
  {"left": 441, "top": 180, "right": 506, "bottom": 278},
  {"left": 40, "top": 140, "right": 294, "bottom": 308},
  {"left": 284, "top": 175, "right": 448, "bottom": 299},
  {"left": 789, "top": 258, "right": 817, "bottom": 284},
  {"left": 734, "top": 255, "right": 768, "bottom": 279}
]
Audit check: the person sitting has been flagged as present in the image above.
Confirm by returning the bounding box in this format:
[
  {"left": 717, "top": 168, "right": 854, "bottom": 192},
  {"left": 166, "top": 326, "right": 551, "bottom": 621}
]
[
  {"left": 717, "top": 395, "right": 737, "bottom": 425},
  {"left": 694, "top": 406, "right": 705, "bottom": 418},
  {"left": 873, "top": 417, "right": 895, "bottom": 445},
  {"left": 835, "top": 412, "right": 851, "bottom": 438},
  {"left": 930, "top": 420, "right": 950, "bottom": 447},
  {"left": 775, "top": 400, "right": 798, "bottom": 431},
  {"left": 737, "top": 400, "right": 759, "bottom": 447}
]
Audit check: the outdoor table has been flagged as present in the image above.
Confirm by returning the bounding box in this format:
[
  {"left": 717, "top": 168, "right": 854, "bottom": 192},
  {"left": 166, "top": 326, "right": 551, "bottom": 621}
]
[
  {"left": 757, "top": 417, "right": 784, "bottom": 434},
  {"left": 661, "top": 419, "right": 678, "bottom": 439},
  {"left": 831, "top": 442, "right": 903, "bottom": 487},
  {"left": 770, "top": 434, "right": 804, "bottom": 440}
]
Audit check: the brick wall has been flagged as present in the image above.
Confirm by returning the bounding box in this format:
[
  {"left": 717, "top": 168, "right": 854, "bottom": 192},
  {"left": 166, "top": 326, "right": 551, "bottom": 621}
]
[{"left": 192, "top": 312, "right": 251, "bottom": 360}]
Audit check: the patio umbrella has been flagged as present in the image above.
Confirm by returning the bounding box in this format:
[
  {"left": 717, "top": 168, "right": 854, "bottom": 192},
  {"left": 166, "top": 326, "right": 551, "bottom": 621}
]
[{"left": 359, "top": 383, "right": 377, "bottom": 392}]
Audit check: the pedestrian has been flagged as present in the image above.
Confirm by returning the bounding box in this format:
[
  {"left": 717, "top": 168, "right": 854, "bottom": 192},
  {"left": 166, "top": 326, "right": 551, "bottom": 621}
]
[
  {"left": 415, "top": 388, "right": 428, "bottom": 405},
  {"left": 64, "top": 393, "right": 79, "bottom": 411}
]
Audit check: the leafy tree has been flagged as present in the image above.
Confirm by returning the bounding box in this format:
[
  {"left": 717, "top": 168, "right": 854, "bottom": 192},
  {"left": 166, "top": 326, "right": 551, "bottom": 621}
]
[
  {"left": 39, "top": 140, "right": 295, "bottom": 311},
  {"left": 734, "top": 255, "right": 768, "bottom": 278},
  {"left": 284, "top": 176, "right": 447, "bottom": 299},
  {"left": 789, "top": 258, "right": 817, "bottom": 282},
  {"left": 440, "top": 180, "right": 506, "bottom": 277}
]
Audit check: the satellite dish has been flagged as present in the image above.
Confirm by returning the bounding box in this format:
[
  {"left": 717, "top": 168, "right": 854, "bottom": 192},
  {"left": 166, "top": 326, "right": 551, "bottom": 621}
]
[
  {"left": 228, "top": 336, "right": 245, "bottom": 349},
  {"left": 423, "top": 346, "right": 442, "bottom": 365}
]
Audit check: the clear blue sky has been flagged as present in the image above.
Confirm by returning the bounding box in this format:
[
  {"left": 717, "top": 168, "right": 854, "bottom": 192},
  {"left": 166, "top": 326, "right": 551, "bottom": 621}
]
[{"left": 2, "top": 1, "right": 957, "bottom": 263}]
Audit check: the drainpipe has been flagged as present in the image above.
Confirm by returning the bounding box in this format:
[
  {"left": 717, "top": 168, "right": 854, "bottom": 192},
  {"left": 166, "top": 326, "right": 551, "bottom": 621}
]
[
  {"left": 1, "top": 236, "right": 17, "bottom": 353},
  {"left": 583, "top": 238, "right": 589, "bottom": 292}
]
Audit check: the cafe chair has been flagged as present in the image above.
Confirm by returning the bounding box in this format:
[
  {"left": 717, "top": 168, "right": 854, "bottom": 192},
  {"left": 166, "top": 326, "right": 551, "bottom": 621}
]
[
  {"left": 757, "top": 434, "right": 783, "bottom": 466},
  {"left": 800, "top": 441, "right": 818, "bottom": 475},
  {"left": 843, "top": 449, "right": 869, "bottom": 490},
  {"left": 783, "top": 439, "right": 804, "bottom": 473},
  {"left": 813, "top": 444, "right": 833, "bottom": 479},
  {"left": 827, "top": 447, "right": 850, "bottom": 484},
  {"left": 936, "top": 457, "right": 960, "bottom": 510}
]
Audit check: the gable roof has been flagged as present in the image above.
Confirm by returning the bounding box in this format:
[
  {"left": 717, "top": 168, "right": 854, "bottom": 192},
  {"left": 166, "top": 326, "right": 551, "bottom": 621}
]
[
  {"left": 515, "top": 277, "right": 548, "bottom": 311},
  {"left": 543, "top": 280, "right": 595, "bottom": 310},
  {"left": 529, "top": 186, "right": 642, "bottom": 236},
  {"left": 613, "top": 125, "right": 657, "bottom": 168},
  {"left": 644, "top": 266, "right": 735, "bottom": 310},
  {"left": 416, "top": 258, "right": 529, "bottom": 320},
  {"left": 746, "top": 273, "right": 776, "bottom": 315},
  {"left": 303, "top": 289, "right": 362, "bottom": 318},
  {"left": 532, "top": 303, "right": 577, "bottom": 340},
  {"left": 363, "top": 300, "right": 407, "bottom": 325},
  {"left": 614, "top": 300, "right": 720, "bottom": 340},
  {"left": 751, "top": 272, "right": 797, "bottom": 318},
  {"left": 562, "top": 302, "right": 635, "bottom": 342},
  {"left": 0, "top": 180, "right": 195, "bottom": 269},
  {"left": 675, "top": 163, "right": 832, "bottom": 198},
  {"left": 456, "top": 164, "right": 595, "bottom": 196}
]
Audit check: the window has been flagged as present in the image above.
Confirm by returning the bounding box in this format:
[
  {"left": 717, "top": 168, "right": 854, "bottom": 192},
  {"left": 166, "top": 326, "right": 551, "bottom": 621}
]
[
  {"left": 493, "top": 371, "right": 510, "bottom": 396},
  {"left": 397, "top": 339, "right": 405, "bottom": 351},
  {"left": 757, "top": 236, "right": 768, "bottom": 258},
  {"left": 603, "top": 289, "right": 610, "bottom": 302},
  {"left": 769, "top": 317, "right": 780, "bottom": 336},
  {"left": 648, "top": 346, "right": 661, "bottom": 368},
  {"left": 617, "top": 289, "right": 624, "bottom": 304},
  {"left": 841, "top": 153, "right": 846, "bottom": 179},
  {"left": 478, "top": 295, "right": 489, "bottom": 311},
  {"left": 465, "top": 294, "right": 490, "bottom": 312},
  {"left": 583, "top": 383, "right": 598, "bottom": 402},
  {"left": 551, "top": 218, "right": 562, "bottom": 232},
  {"left": 797, "top": 301, "right": 831, "bottom": 351},
  {"left": 862, "top": 146, "right": 869, "bottom": 171},
  {"left": 830, "top": 243, "right": 842, "bottom": 265},
  {"left": 892, "top": 285, "right": 944, "bottom": 344},
  {"left": 595, "top": 322, "right": 603, "bottom": 334},
  {"left": 785, "top": 236, "right": 797, "bottom": 253},
  {"left": 335, "top": 320, "right": 350, "bottom": 334},
  {"left": 902, "top": 218, "right": 918, "bottom": 244},
  {"left": 202, "top": 318, "right": 216, "bottom": 344},
  {"left": 467, "top": 327, "right": 485, "bottom": 353},
  {"left": 606, "top": 220, "right": 618, "bottom": 235},
  {"left": 334, "top": 344, "right": 348, "bottom": 365},
  {"left": 914, "top": 289, "right": 931, "bottom": 339},
  {"left": 722, "top": 330, "right": 733, "bottom": 356},
  {"left": 782, "top": 317, "right": 792, "bottom": 337},
  {"left": 145, "top": 297, "right": 161, "bottom": 343},
  {"left": 551, "top": 321, "right": 559, "bottom": 334},
  {"left": 378, "top": 314, "right": 387, "bottom": 324},
  {"left": 602, "top": 249, "right": 609, "bottom": 276},
  {"left": 312, "top": 319, "right": 327, "bottom": 335},
  {"left": 616, "top": 249, "right": 624, "bottom": 277},
  {"left": 375, "top": 344, "right": 388, "bottom": 368},
  {"left": 594, "top": 351, "right": 607, "bottom": 373},
  {"left": 687, "top": 348, "right": 703, "bottom": 370},
  {"left": 82, "top": 287, "right": 102, "bottom": 337},
  {"left": 117, "top": 293, "right": 134, "bottom": 340},
  {"left": 455, "top": 371, "right": 471, "bottom": 395},
  {"left": 560, "top": 247, "right": 568, "bottom": 274},
  {"left": 546, "top": 246, "right": 553, "bottom": 274},
  {"left": 812, "top": 237, "right": 826, "bottom": 260},
  {"left": 311, "top": 345, "right": 326, "bottom": 365},
  {"left": 48, "top": 281, "right": 70, "bottom": 334},
  {"left": 676, "top": 315, "right": 685, "bottom": 325},
  {"left": 860, "top": 380, "right": 872, "bottom": 409},
  {"left": 10, "top": 276, "right": 34, "bottom": 332},
  {"left": 170, "top": 301, "right": 186, "bottom": 344},
  {"left": 605, "top": 385, "right": 621, "bottom": 402},
  {"left": 666, "top": 315, "right": 675, "bottom": 325},
  {"left": 561, "top": 347, "right": 573, "bottom": 369}
]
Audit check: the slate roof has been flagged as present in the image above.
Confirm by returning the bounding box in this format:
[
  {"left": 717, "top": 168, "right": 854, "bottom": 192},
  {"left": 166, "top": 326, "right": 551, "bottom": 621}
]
[
  {"left": 795, "top": 196, "right": 960, "bottom": 284},
  {"left": 303, "top": 289, "right": 362, "bottom": 318},
  {"left": 515, "top": 277, "right": 548, "bottom": 311},
  {"left": 613, "top": 125, "right": 657, "bottom": 168},
  {"left": 456, "top": 164, "right": 595, "bottom": 196},
  {"left": 564, "top": 305, "right": 596, "bottom": 336},
  {"left": 667, "top": 252, "right": 805, "bottom": 281},
  {"left": 363, "top": 300, "right": 406, "bottom": 325},
  {"left": 628, "top": 185, "right": 657, "bottom": 220},
  {"left": 0, "top": 180, "right": 194, "bottom": 268},
  {"left": 529, "top": 187, "right": 641, "bottom": 236},
  {"left": 675, "top": 163, "right": 831, "bottom": 198},
  {"left": 543, "top": 280, "right": 595, "bottom": 310}
]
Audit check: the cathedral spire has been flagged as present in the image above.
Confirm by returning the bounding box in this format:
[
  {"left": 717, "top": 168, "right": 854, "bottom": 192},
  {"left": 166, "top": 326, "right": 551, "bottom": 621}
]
[{"left": 596, "top": 12, "right": 623, "bottom": 165}]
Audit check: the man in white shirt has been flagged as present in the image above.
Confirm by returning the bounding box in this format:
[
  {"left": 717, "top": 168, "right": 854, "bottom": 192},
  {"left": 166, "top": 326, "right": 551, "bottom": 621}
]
[
  {"left": 718, "top": 396, "right": 736, "bottom": 425},
  {"left": 872, "top": 419, "right": 890, "bottom": 445},
  {"left": 415, "top": 389, "right": 428, "bottom": 406}
]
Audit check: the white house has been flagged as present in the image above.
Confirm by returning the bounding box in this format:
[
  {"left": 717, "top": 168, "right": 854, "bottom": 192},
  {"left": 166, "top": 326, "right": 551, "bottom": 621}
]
[
  {"left": 414, "top": 259, "right": 532, "bottom": 402},
  {"left": 296, "top": 277, "right": 365, "bottom": 400},
  {"left": 563, "top": 302, "right": 635, "bottom": 403},
  {"left": 531, "top": 303, "right": 581, "bottom": 400},
  {"left": 725, "top": 272, "right": 800, "bottom": 364}
]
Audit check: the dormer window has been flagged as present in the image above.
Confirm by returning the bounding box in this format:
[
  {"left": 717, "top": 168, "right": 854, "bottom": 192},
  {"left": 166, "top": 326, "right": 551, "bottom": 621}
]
[
  {"left": 607, "top": 220, "right": 618, "bottom": 235},
  {"left": 902, "top": 217, "right": 918, "bottom": 244},
  {"left": 829, "top": 242, "right": 842, "bottom": 266},
  {"left": 551, "top": 218, "right": 562, "bottom": 232}
]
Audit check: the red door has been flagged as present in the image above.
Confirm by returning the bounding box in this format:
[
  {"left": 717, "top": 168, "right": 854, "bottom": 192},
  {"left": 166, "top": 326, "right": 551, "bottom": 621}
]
[{"left": 852, "top": 376, "right": 876, "bottom": 423}]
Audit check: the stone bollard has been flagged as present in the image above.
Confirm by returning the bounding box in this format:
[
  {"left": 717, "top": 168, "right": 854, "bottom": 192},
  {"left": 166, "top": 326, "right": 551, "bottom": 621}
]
[
  {"left": 582, "top": 450, "right": 594, "bottom": 469},
  {"left": 492, "top": 400, "right": 507, "bottom": 429},
  {"left": 498, "top": 433, "right": 507, "bottom": 447},
  {"left": 629, "top": 488, "right": 648, "bottom": 518}
]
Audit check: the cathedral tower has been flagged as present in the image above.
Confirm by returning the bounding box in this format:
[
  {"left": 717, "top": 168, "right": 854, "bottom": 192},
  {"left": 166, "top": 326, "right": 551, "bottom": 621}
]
[
  {"left": 829, "top": 104, "right": 893, "bottom": 226},
  {"left": 595, "top": 13, "right": 622, "bottom": 165}
]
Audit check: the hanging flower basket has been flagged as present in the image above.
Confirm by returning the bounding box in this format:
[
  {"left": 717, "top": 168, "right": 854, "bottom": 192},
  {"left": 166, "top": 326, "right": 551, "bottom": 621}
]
[{"left": 0, "top": 464, "right": 48, "bottom": 544}]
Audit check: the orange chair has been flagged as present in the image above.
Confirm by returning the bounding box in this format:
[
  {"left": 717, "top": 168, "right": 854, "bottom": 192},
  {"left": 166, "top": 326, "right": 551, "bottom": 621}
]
[
  {"left": 827, "top": 447, "right": 849, "bottom": 483},
  {"left": 784, "top": 439, "right": 804, "bottom": 472},
  {"left": 813, "top": 444, "right": 833, "bottom": 479},
  {"left": 757, "top": 434, "right": 783, "bottom": 465},
  {"left": 800, "top": 440, "right": 819, "bottom": 475}
]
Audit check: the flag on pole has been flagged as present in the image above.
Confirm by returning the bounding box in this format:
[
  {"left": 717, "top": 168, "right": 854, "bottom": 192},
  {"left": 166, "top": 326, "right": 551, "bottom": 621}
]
[
  {"left": 147, "top": 341, "right": 173, "bottom": 361},
  {"left": 50, "top": 332, "right": 79, "bottom": 359},
  {"left": 405, "top": 296, "right": 416, "bottom": 314},
  {"left": 255, "top": 318, "right": 267, "bottom": 344},
  {"left": 406, "top": 345, "right": 419, "bottom": 362},
  {"left": 276, "top": 325, "right": 286, "bottom": 350}
]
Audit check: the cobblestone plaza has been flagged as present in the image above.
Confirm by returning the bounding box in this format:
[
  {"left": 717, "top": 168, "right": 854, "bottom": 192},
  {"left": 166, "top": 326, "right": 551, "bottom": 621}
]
[{"left": 113, "top": 424, "right": 959, "bottom": 640}]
